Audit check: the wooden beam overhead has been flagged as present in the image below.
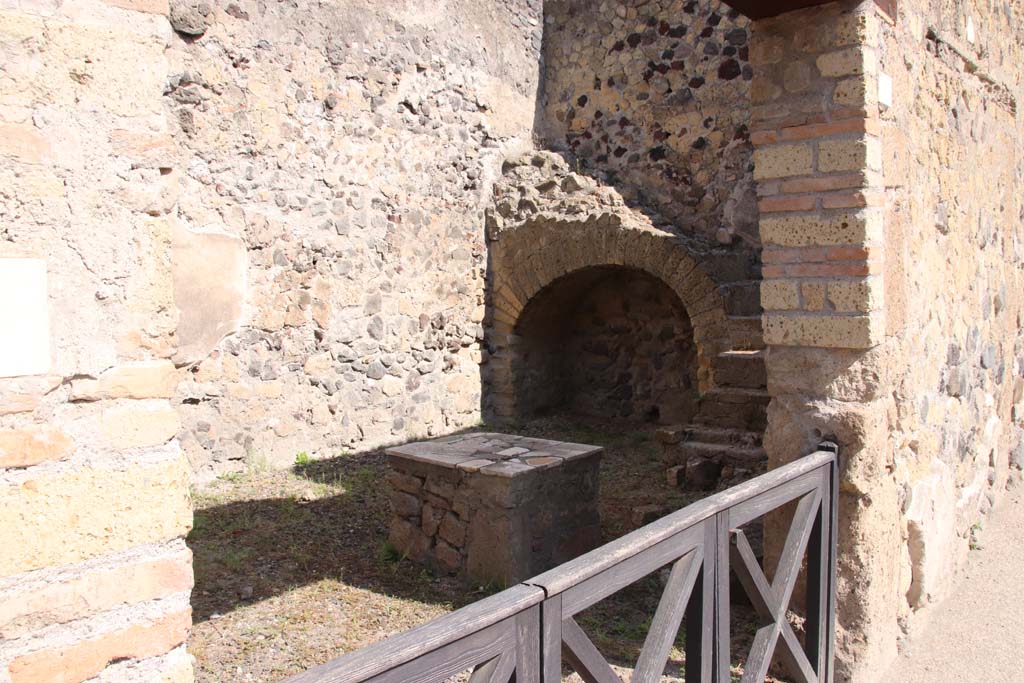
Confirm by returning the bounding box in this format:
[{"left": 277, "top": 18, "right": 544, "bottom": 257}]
[{"left": 722, "top": 0, "right": 895, "bottom": 21}]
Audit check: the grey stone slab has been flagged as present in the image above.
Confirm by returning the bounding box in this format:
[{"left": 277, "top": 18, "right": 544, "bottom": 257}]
[
  {"left": 390, "top": 433, "right": 602, "bottom": 468},
  {"left": 431, "top": 434, "right": 469, "bottom": 444},
  {"left": 555, "top": 445, "right": 604, "bottom": 461},
  {"left": 387, "top": 446, "right": 477, "bottom": 469},
  {"left": 457, "top": 458, "right": 494, "bottom": 473},
  {"left": 512, "top": 437, "right": 564, "bottom": 450},
  {"left": 479, "top": 461, "right": 535, "bottom": 478},
  {"left": 475, "top": 440, "right": 513, "bottom": 452}
]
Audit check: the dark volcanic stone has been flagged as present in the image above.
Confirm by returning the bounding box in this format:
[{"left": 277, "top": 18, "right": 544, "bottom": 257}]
[{"left": 718, "top": 58, "right": 742, "bottom": 80}]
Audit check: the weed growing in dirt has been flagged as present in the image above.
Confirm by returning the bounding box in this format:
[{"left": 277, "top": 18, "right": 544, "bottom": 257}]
[
  {"left": 970, "top": 522, "right": 984, "bottom": 550},
  {"left": 378, "top": 541, "right": 405, "bottom": 565},
  {"left": 244, "top": 451, "right": 270, "bottom": 473},
  {"left": 223, "top": 547, "right": 254, "bottom": 571}
]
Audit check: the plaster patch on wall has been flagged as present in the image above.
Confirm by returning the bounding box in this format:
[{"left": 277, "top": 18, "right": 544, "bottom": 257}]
[
  {"left": 0, "top": 259, "right": 50, "bottom": 378},
  {"left": 170, "top": 220, "right": 247, "bottom": 366},
  {"left": 905, "top": 460, "right": 957, "bottom": 609},
  {"left": 878, "top": 71, "right": 893, "bottom": 109}
]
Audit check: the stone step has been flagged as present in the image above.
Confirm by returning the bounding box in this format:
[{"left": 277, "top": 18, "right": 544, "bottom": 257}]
[
  {"left": 662, "top": 440, "right": 767, "bottom": 474},
  {"left": 700, "top": 386, "right": 771, "bottom": 405},
  {"left": 674, "top": 441, "right": 767, "bottom": 467},
  {"left": 726, "top": 315, "right": 765, "bottom": 350},
  {"left": 715, "top": 349, "right": 767, "bottom": 389},
  {"left": 695, "top": 387, "right": 769, "bottom": 431},
  {"left": 689, "top": 425, "right": 763, "bottom": 447},
  {"left": 656, "top": 424, "right": 762, "bottom": 447}
]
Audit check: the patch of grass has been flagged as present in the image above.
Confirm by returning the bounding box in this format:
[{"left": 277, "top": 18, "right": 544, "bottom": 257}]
[
  {"left": 471, "top": 578, "right": 508, "bottom": 597},
  {"left": 222, "top": 547, "right": 254, "bottom": 571},
  {"left": 378, "top": 541, "right": 404, "bottom": 565},
  {"left": 294, "top": 451, "right": 311, "bottom": 466},
  {"left": 339, "top": 465, "right": 376, "bottom": 496},
  {"left": 626, "top": 430, "right": 653, "bottom": 445},
  {"left": 243, "top": 451, "right": 270, "bottom": 473},
  {"left": 190, "top": 514, "right": 208, "bottom": 539}
]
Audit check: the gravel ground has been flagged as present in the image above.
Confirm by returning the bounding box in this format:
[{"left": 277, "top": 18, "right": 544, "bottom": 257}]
[
  {"left": 187, "top": 417, "right": 784, "bottom": 682},
  {"left": 883, "top": 481, "right": 1024, "bottom": 683}
]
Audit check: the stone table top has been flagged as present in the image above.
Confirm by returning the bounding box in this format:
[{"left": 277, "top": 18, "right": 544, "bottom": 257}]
[{"left": 386, "top": 432, "right": 603, "bottom": 478}]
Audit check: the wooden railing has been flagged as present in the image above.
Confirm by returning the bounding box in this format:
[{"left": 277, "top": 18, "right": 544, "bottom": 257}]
[{"left": 283, "top": 444, "right": 840, "bottom": 683}]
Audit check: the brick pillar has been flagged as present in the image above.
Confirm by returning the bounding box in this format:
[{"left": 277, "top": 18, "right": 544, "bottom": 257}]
[
  {"left": 750, "top": 3, "right": 900, "bottom": 681},
  {"left": 0, "top": 3, "right": 195, "bottom": 682}
]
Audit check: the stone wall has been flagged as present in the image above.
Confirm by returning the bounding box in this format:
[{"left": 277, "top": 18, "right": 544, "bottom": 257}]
[
  {"left": 749, "top": 8, "right": 900, "bottom": 677},
  {"left": 166, "top": 0, "right": 543, "bottom": 479},
  {"left": 878, "top": 0, "right": 1024, "bottom": 639},
  {"left": 3, "top": 1, "right": 1023, "bottom": 681},
  {"left": 542, "top": 0, "right": 758, "bottom": 251},
  {"left": 0, "top": 1, "right": 542, "bottom": 680},
  {"left": 749, "top": 1, "right": 1024, "bottom": 679},
  {"left": 513, "top": 266, "right": 700, "bottom": 423},
  {"left": 0, "top": 2, "right": 193, "bottom": 681},
  {"left": 540, "top": 0, "right": 764, "bottom": 348}
]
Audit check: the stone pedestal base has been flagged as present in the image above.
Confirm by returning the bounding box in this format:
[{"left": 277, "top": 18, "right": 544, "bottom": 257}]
[{"left": 386, "top": 432, "right": 602, "bottom": 586}]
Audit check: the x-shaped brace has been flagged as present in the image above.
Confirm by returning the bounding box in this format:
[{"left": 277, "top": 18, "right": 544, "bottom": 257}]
[
  {"left": 557, "top": 550, "right": 702, "bottom": 683},
  {"left": 469, "top": 651, "right": 516, "bottom": 683},
  {"left": 730, "top": 489, "right": 822, "bottom": 683}
]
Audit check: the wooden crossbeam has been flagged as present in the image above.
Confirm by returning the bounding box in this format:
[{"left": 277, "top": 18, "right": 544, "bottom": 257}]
[
  {"left": 469, "top": 651, "right": 516, "bottom": 683},
  {"left": 561, "top": 617, "right": 622, "bottom": 683},
  {"left": 632, "top": 550, "right": 702, "bottom": 683},
  {"left": 730, "top": 489, "right": 822, "bottom": 683}
]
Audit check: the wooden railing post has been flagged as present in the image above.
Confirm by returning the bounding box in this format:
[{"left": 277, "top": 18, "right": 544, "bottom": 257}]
[
  {"left": 539, "top": 594, "right": 562, "bottom": 683},
  {"left": 712, "top": 510, "right": 731, "bottom": 683},
  {"left": 805, "top": 442, "right": 839, "bottom": 683},
  {"left": 515, "top": 604, "right": 542, "bottom": 683},
  {"left": 685, "top": 520, "right": 716, "bottom": 683},
  {"left": 825, "top": 444, "right": 839, "bottom": 682}
]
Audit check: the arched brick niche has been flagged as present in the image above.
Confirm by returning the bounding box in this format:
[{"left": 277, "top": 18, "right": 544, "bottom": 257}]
[
  {"left": 512, "top": 265, "right": 700, "bottom": 423},
  {"left": 484, "top": 217, "right": 752, "bottom": 422}
]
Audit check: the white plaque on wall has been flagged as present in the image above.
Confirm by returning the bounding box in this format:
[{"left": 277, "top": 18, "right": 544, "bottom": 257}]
[{"left": 0, "top": 259, "right": 51, "bottom": 378}]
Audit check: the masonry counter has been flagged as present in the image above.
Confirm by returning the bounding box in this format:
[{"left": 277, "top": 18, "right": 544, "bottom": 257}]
[{"left": 385, "top": 432, "right": 603, "bottom": 586}]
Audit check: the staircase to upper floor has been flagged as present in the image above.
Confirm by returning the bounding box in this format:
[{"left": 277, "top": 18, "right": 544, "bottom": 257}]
[{"left": 659, "top": 309, "right": 770, "bottom": 491}]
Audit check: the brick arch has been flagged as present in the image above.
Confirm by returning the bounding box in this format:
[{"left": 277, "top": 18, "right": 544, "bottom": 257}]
[{"left": 485, "top": 216, "right": 735, "bottom": 420}]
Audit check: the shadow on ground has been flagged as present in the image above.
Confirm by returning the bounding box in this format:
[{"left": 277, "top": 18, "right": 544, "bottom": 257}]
[
  {"left": 186, "top": 417, "right": 776, "bottom": 682},
  {"left": 188, "top": 445, "right": 492, "bottom": 625}
]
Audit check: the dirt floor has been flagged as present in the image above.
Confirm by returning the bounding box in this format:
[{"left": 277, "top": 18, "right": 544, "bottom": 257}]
[{"left": 187, "top": 417, "right": 786, "bottom": 682}]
